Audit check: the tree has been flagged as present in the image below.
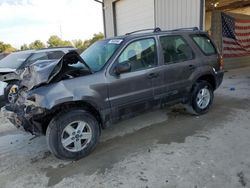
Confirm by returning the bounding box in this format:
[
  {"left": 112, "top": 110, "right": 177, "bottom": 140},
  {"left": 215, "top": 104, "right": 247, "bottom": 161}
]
[
  {"left": 89, "top": 32, "right": 104, "bottom": 45},
  {"left": 29, "top": 40, "right": 46, "bottom": 49},
  {"left": 72, "top": 32, "right": 104, "bottom": 50},
  {"left": 47, "top": 35, "right": 72, "bottom": 47},
  {"left": 0, "top": 41, "right": 16, "bottom": 53},
  {"left": 72, "top": 39, "right": 85, "bottom": 49},
  {"left": 20, "top": 44, "right": 29, "bottom": 50}
]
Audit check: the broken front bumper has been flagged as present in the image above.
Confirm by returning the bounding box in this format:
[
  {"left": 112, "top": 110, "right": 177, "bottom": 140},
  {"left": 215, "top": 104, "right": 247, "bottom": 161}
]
[
  {"left": 1, "top": 106, "right": 20, "bottom": 127},
  {"left": 1, "top": 104, "right": 45, "bottom": 135}
]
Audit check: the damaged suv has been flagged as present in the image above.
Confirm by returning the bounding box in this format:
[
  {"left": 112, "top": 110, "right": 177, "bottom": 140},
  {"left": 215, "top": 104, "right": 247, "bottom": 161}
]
[{"left": 1, "top": 28, "right": 224, "bottom": 160}]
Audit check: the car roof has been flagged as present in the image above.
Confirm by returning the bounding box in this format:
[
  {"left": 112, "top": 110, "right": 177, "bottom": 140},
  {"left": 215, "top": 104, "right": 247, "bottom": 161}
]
[
  {"left": 12, "top": 50, "right": 36, "bottom": 54},
  {"left": 33, "top": 47, "right": 76, "bottom": 53},
  {"left": 108, "top": 27, "right": 208, "bottom": 41}
]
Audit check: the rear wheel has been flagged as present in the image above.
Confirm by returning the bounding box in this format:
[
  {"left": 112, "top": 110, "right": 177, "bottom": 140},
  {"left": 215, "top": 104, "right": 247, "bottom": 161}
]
[
  {"left": 186, "top": 80, "right": 214, "bottom": 115},
  {"left": 46, "top": 109, "right": 100, "bottom": 160}
]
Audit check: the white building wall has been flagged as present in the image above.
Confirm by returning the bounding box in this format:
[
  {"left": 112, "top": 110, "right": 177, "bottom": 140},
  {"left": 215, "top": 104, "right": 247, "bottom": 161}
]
[
  {"left": 155, "top": 0, "right": 202, "bottom": 30},
  {"left": 103, "top": 0, "right": 116, "bottom": 37},
  {"left": 103, "top": 0, "right": 203, "bottom": 38},
  {"left": 115, "top": 0, "right": 155, "bottom": 35}
]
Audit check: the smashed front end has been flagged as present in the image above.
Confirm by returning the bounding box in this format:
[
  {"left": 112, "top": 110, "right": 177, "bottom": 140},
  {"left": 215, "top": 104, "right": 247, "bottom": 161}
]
[
  {"left": 1, "top": 51, "right": 92, "bottom": 135},
  {"left": 1, "top": 94, "right": 46, "bottom": 134}
]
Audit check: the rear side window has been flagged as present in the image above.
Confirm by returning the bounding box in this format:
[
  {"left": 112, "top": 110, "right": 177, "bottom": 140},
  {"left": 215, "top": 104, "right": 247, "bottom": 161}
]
[
  {"left": 160, "top": 35, "right": 193, "bottom": 64},
  {"left": 191, "top": 34, "right": 217, "bottom": 55}
]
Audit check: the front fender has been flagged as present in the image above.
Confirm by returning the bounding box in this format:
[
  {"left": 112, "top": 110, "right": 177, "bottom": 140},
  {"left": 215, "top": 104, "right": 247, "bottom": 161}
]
[{"left": 28, "top": 80, "right": 106, "bottom": 111}]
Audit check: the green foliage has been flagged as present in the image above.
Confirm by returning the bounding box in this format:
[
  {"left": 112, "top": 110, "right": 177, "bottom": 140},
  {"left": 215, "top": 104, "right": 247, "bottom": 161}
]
[
  {"left": 72, "top": 39, "right": 85, "bottom": 49},
  {"left": 20, "top": 44, "right": 29, "bottom": 51},
  {"left": 1, "top": 32, "right": 104, "bottom": 52},
  {"left": 47, "top": 35, "right": 72, "bottom": 47},
  {"left": 0, "top": 41, "right": 16, "bottom": 53},
  {"left": 89, "top": 32, "right": 104, "bottom": 45},
  {"left": 29, "top": 40, "right": 46, "bottom": 49},
  {"left": 72, "top": 32, "right": 104, "bottom": 50}
]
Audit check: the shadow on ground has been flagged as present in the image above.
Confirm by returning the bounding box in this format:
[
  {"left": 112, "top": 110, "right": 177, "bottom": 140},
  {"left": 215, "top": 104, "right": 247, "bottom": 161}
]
[{"left": 45, "top": 95, "right": 250, "bottom": 186}]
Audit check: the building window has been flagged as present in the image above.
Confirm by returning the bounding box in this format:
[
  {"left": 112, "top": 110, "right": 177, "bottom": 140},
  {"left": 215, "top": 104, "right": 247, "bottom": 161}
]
[{"left": 160, "top": 35, "right": 194, "bottom": 64}]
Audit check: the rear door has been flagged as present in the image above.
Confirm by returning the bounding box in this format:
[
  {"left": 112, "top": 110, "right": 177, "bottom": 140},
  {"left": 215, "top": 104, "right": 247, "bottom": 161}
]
[{"left": 153, "top": 35, "right": 197, "bottom": 101}]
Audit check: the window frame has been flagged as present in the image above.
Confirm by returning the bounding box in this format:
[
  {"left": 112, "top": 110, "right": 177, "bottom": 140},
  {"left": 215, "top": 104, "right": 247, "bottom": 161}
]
[
  {"left": 190, "top": 34, "right": 217, "bottom": 56},
  {"left": 159, "top": 34, "right": 195, "bottom": 65},
  {"left": 110, "top": 37, "right": 158, "bottom": 75}
]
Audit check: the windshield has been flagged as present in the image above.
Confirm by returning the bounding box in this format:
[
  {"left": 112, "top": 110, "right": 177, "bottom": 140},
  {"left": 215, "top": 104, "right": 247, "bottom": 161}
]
[
  {"left": 80, "top": 39, "right": 121, "bottom": 72},
  {"left": 0, "top": 52, "right": 32, "bottom": 69}
]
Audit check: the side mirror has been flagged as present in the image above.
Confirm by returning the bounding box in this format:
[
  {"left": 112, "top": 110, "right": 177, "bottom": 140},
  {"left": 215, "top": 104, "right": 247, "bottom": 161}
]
[{"left": 114, "top": 62, "right": 131, "bottom": 75}]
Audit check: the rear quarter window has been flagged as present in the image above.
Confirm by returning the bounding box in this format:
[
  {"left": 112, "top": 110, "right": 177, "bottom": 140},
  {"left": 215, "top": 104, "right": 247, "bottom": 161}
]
[{"left": 191, "top": 34, "right": 217, "bottom": 56}]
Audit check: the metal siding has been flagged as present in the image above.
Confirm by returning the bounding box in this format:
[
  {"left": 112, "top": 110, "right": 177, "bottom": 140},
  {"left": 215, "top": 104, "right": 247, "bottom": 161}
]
[
  {"left": 155, "top": 0, "right": 201, "bottom": 30},
  {"left": 115, "top": 0, "right": 155, "bottom": 35},
  {"left": 103, "top": 0, "right": 116, "bottom": 37},
  {"left": 104, "top": 0, "right": 203, "bottom": 38}
]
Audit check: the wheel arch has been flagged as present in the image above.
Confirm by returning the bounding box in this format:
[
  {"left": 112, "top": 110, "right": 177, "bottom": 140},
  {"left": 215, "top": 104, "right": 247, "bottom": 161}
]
[
  {"left": 196, "top": 74, "right": 216, "bottom": 90},
  {"left": 40, "top": 100, "right": 103, "bottom": 134}
]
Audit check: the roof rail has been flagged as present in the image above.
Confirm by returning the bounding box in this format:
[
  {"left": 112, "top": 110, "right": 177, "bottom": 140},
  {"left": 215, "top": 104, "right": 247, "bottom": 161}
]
[
  {"left": 125, "top": 27, "right": 199, "bottom": 36},
  {"left": 166, "top": 27, "right": 199, "bottom": 32},
  {"left": 126, "top": 27, "right": 161, "bottom": 35}
]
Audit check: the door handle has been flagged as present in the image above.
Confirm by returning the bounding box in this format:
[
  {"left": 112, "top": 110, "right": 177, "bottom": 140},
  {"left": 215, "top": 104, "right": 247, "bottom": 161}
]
[
  {"left": 147, "top": 73, "right": 159, "bottom": 79},
  {"left": 188, "top": 64, "right": 195, "bottom": 70}
]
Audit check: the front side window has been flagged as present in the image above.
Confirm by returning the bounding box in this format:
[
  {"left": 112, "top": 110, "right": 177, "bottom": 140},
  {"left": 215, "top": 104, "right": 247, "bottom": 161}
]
[
  {"left": 160, "top": 35, "right": 193, "bottom": 64},
  {"left": 191, "top": 34, "right": 217, "bottom": 55},
  {"left": 118, "top": 38, "right": 157, "bottom": 72},
  {"left": 80, "top": 40, "right": 121, "bottom": 72}
]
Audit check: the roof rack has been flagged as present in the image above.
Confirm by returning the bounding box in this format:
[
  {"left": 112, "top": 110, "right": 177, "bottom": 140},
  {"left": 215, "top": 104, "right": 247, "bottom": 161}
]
[
  {"left": 125, "top": 27, "right": 199, "bottom": 36},
  {"left": 166, "top": 27, "right": 199, "bottom": 32},
  {"left": 125, "top": 27, "right": 161, "bottom": 35}
]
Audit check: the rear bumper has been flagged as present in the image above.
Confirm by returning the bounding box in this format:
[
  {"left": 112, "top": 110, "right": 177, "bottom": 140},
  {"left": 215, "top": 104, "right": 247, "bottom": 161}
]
[{"left": 215, "top": 70, "right": 224, "bottom": 89}]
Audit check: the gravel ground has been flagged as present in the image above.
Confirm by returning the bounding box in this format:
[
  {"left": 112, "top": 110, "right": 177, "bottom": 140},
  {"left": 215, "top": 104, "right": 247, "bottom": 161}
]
[{"left": 0, "top": 67, "right": 250, "bottom": 188}]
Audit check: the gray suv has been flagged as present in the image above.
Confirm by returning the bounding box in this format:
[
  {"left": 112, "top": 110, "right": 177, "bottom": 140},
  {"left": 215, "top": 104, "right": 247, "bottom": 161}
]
[{"left": 1, "top": 28, "right": 224, "bottom": 160}]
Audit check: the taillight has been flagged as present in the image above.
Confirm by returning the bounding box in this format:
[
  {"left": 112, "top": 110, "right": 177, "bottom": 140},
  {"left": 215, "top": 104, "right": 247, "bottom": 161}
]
[{"left": 218, "top": 55, "right": 224, "bottom": 70}]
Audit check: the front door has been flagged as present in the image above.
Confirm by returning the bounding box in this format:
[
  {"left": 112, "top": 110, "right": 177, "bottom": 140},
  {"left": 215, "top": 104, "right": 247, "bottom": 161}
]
[{"left": 107, "top": 38, "right": 158, "bottom": 119}]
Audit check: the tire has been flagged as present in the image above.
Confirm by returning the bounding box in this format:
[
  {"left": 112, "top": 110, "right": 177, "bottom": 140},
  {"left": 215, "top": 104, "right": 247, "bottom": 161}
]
[
  {"left": 46, "top": 109, "right": 100, "bottom": 160},
  {"left": 186, "top": 80, "right": 214, "bottom": 115},
  {"left": 4, "top": 82, "right": 19, "bottom": 104}
]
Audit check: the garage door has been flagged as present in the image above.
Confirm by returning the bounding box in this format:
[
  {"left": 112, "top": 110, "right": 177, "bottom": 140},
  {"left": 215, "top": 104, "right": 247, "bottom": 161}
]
[{"left": 115, "top": 0, "right": 155, "bottom": 35}]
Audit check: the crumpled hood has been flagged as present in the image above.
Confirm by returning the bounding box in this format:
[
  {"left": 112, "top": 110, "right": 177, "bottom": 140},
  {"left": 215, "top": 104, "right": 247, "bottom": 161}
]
[
  {"left": 21, "top": 59, "right": 61, "bottom": 90},
  {"left": 20, "top": 51, "right": 89, "bottom": 90}
]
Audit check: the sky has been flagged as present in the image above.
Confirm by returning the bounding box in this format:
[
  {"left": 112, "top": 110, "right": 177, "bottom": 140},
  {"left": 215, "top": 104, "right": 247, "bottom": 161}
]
[{"left": 0, "top": 0, "right": 104, "bottom": 48}]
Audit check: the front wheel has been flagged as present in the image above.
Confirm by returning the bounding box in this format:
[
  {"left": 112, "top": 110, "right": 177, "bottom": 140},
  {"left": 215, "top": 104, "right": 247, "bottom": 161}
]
[
  {"left": 46, "top": 109, "right": 100, "bottom": 160},
  {"left": 4, "top": 82, "right": 19, "bottom": 104},
  {"left": 186, "top": 80, "right": 214, "bottom": 115}
]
